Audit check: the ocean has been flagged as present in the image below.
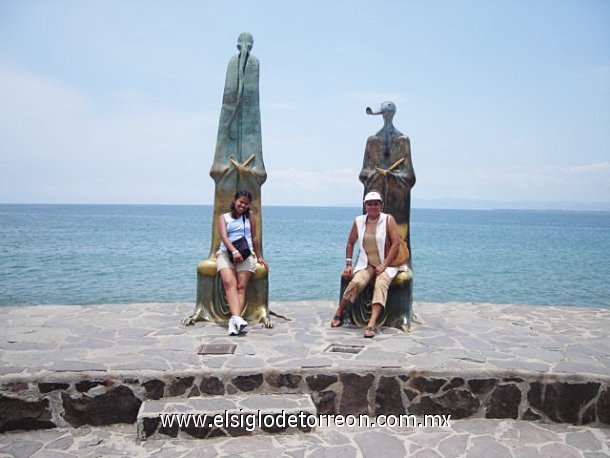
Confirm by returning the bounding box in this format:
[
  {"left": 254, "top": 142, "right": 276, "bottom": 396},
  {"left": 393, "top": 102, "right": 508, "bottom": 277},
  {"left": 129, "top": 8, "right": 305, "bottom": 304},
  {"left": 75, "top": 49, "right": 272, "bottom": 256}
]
[{"left": 1, "top": 204, "right": 609, "bottom": 309}]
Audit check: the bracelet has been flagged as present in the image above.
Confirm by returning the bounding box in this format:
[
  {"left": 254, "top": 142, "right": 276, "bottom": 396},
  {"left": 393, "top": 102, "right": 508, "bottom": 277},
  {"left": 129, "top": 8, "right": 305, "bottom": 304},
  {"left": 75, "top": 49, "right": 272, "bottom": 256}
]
[{"left": 232, "top": 250, "right": 239, "bottom": 255}]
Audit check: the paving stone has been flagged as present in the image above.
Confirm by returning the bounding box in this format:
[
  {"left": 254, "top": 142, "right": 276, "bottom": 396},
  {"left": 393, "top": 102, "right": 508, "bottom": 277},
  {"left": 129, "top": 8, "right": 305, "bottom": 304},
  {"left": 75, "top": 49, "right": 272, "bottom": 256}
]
[
  {"left": 45, "top": 436, "right": 74, "bottom": 450},
  {"left": 0, "top": 366, "right": 24, "bottom": 376},
  {"left": 515, "top": 421, "right": 566, "bottom": 444},
  {"left": 444, "top": 348, "right": 487, "bottom": 363},
  {"left": 490, "top": 359, "right": 552, "bottom": 372},
  {"left": 554, "top": 360, "right": 609, "bottom": 375},
  {"left": 307, "top": 445, "right": 358, "bottom": 458},
  {"left": 225, "top": 357, "right": 267, "bottom": 368},
  {"left": 0, "top": 439, "right": 43, "bottom": 458},
  {"left": 47, "top": 360, "right": 108, "bottom": 372},
  {"left": 539, "top": 442, "right": 583, "bottom": 458},
  {"left": 437, "top": 433, "right": 469, "bottom": 458},
  {"left": 467, "top": 435, "right": 512, "bottom": 458},
  {"left": 565, "top": 429, "right": 604, "bottom": 451},
  {"left": 512, "top": 446, "right": 545, "bottom": 458},
  {"left": 354, "top": 430, "right": 406, "bottom": 458},
  {"left": 111, "top": 360, "right": 172, "bottom": 371},
  {"left": 400, "top": 431, "right": 449, "bottom": 451},
  {"left": 410, "top": 449, "right": 443, "bottom": 458}
]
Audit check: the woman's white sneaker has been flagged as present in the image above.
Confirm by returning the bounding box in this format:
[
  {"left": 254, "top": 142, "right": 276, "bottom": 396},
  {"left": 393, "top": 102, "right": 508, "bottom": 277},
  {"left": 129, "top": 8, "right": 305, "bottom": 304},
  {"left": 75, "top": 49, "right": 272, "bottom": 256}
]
[
  {"left": 235, "top": 316, "right": 248, "bottom": 334},
  {"left": 228, "top": 317, "right": 239, "bottom": 336}
]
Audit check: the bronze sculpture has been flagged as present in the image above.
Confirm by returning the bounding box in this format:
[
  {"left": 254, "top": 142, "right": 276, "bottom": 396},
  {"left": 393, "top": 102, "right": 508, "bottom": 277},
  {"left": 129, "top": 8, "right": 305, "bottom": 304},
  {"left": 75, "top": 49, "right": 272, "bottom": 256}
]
[
  {"left": 183, "top": 32, "right": 271, "bottom": 327},
  {"left": 360, "top": 101, "right": 416, "bottom": 240},
  {"left": 340, "top": 101, "right": 416, "bottom": 331}
]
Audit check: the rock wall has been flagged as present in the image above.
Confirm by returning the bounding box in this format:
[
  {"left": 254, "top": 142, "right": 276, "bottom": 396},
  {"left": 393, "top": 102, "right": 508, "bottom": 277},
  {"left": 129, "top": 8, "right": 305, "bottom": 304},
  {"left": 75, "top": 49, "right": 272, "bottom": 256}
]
[{"left": 1, "top": 369, "right": 608, "bottom": 432}]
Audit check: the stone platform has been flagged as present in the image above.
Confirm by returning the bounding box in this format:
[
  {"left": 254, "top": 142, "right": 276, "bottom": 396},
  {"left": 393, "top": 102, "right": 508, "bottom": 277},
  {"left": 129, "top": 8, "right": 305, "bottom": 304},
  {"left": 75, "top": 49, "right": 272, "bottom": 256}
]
[{"left": 0, "top": 300, "right": 609, "bottom": 455}]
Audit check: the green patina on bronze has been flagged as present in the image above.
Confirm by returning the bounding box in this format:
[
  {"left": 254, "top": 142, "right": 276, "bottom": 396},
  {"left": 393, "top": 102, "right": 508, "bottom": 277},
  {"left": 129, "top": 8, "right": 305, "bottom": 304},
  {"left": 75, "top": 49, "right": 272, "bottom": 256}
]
[
  {"left": 341, "top": 101, "right": 417, "bottom": 331},
  {"left": 183, "top": 32, "right": 271, "bottom": 327}
]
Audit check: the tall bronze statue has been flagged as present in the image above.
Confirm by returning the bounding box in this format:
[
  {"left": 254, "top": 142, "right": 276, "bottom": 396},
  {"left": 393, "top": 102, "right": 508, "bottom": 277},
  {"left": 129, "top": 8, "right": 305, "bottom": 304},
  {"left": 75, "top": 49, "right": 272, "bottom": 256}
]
[
  {"left": 360, "top": 101, "right": 416, "bottom": 246},
  {"left": 183, "top": 32, "right": 271, "bottom": 327},
  {"left": 340, "top": 101, "right": 416, "bottom": 331}
]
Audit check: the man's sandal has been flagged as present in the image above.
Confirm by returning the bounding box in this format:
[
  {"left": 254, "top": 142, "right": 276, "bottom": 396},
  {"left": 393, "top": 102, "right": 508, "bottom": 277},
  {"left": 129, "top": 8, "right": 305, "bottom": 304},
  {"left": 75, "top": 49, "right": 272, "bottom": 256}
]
[
  {"left": 330, "top": 314, "right": 344, "bottom": 328},
  {"left": 364, "top": 326, "right": 376, "bottom": 338}
]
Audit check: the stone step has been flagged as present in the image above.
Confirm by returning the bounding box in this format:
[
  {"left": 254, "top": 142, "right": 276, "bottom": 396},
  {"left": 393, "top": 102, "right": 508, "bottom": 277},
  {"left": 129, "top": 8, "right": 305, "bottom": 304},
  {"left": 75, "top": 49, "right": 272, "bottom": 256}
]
[{"left": 137, "top": 393, "right": 317, "bottom": 440}]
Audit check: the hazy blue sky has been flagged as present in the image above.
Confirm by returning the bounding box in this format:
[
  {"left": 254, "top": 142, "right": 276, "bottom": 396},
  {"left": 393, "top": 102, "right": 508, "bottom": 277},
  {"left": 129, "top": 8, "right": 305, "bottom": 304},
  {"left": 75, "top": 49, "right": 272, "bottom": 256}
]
[{"left": 1, "top": 0, "right": 609, "bottom": 209}]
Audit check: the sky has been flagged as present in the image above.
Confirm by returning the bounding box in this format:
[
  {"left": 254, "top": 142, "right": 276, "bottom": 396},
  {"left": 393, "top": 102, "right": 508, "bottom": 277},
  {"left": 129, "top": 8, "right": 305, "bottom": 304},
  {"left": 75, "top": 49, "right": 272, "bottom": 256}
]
[{"left": 1, "top": 0, "right": 609, "bottom": 210}]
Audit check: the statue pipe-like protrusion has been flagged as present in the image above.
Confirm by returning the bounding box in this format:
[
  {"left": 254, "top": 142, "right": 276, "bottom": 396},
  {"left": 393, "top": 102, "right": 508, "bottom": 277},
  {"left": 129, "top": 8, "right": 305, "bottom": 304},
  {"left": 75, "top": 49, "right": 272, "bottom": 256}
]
[
  {"left": 366, "top": 101, "right": 396, "bottom": 120},
  {"left": 366, "top": 101, "right": 398, "bottom": 155},
  {"left": 366, "top": 101, "right": 396, "bottom": 125}
]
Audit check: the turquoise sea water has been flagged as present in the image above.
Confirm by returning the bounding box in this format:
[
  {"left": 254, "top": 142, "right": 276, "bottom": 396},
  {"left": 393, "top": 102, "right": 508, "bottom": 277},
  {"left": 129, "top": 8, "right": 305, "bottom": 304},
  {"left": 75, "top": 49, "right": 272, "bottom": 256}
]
[{"left": 1, "top": 204, "right": 609, "bottom": 308}]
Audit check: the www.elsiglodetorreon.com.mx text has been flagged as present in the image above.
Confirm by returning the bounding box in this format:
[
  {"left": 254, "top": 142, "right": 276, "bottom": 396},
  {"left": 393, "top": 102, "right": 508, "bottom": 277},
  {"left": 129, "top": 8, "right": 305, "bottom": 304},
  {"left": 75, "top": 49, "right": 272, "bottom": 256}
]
[{"left": 158, "top": 410, "right": 452, "bottom": 432}]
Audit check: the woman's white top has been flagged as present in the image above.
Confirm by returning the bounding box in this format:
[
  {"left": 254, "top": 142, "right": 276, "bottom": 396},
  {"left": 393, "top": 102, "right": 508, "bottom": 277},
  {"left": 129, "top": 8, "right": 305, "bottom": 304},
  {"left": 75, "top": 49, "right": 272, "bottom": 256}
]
[
  {"left": 219, "top": 213, "right": 253, "bottom": 251},
  {"left": 353, "top": 212, "right": 398, "bottom": 279}
]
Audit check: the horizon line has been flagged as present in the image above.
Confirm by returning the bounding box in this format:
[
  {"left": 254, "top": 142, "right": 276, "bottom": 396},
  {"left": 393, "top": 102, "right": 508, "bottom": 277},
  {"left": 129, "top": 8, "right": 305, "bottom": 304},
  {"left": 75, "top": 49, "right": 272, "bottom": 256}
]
[{"left": 1, "top": 202, "right": 609, "bottom": 213}]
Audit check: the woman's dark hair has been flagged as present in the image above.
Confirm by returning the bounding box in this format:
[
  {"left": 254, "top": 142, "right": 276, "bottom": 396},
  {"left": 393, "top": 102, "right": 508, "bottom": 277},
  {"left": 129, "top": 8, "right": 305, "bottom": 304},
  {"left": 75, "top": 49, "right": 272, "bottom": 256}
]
[{"left": 230, "top": 190, "right": 252, "bottom": 218}]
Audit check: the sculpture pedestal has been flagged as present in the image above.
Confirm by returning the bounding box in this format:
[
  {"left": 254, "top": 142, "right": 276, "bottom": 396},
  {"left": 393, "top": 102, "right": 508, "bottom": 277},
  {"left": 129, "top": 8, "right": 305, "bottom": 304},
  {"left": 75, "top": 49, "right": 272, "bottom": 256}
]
[
  {"left": 183, "top": 259, "right": 271, "bottom": 327},
  {"left": 339, "top": 267, "right": 413, "bottom": 332}
]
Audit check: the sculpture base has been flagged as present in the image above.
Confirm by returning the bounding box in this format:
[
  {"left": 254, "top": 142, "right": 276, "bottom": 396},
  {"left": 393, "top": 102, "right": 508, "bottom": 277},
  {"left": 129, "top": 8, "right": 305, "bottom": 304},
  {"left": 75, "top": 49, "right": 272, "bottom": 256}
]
[
  {"left": 182, "top": 258, "right": 272, "bottom": 328},
  {"left": 339, "top": 268, "right": 413, "bottom": 332}
]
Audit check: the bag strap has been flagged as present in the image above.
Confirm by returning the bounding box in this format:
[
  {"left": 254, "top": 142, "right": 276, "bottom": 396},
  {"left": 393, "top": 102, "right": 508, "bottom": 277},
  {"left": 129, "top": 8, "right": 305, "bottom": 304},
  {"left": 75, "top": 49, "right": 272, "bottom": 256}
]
[{"left": 385, "top": 215, "right": 390, "bottom": 257}]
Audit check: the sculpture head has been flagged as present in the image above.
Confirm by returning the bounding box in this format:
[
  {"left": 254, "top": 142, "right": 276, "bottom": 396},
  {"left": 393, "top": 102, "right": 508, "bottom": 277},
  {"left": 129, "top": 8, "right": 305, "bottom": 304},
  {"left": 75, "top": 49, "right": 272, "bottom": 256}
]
[
  {"left": 366, "top": 101, "right": 396, "bottom": 124},
  {"left": 237, "top": 32, "right": 254, "bottom": 55}
]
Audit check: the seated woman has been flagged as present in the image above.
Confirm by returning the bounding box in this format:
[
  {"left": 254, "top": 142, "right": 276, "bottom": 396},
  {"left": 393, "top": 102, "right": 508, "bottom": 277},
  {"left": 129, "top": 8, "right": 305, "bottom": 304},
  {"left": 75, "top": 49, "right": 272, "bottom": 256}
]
[
  {"left": 330, "top": 191, "right": 400, "bottom": 338},
  {"left": 217, "top": 190, "right": 268, "bottom": 335}
]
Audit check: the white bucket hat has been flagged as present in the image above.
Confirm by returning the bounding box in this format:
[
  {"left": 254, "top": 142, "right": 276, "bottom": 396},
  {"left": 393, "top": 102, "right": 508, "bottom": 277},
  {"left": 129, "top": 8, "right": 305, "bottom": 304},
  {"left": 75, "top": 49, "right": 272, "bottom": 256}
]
[{"left": 363, "top": 191, "right": 383, "bottom": 202}]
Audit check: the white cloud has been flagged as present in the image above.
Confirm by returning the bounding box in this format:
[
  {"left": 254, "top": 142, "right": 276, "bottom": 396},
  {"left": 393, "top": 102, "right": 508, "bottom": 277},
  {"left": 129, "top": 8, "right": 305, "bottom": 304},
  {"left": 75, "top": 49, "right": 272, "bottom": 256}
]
[
  {"left": 415, "top": 162, "right": 610, "bottom": 206},
  {"left": 0, "top": 64, "right": 216, "bottom": 204},
  {"left": 265, "top": 168, "right": 361, "bottom": 206},
  {"left": 0, "top": 63, "right": 88, "bottom": 117},
  {"left": 565, "top": 162, "right": 610, "bottom": 173}
]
